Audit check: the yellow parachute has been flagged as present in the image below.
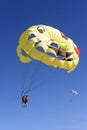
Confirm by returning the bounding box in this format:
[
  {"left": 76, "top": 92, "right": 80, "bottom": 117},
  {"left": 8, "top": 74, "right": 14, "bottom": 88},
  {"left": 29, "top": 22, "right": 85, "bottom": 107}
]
[{"left": 17, "top": 25, "right": 80, "bottom": 72}]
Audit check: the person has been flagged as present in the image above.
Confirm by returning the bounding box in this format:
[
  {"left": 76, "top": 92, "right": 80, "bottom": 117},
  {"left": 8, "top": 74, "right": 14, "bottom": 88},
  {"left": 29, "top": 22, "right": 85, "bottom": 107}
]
[{"left": 22, "top": 95, "right": 29, "bottom": 107}]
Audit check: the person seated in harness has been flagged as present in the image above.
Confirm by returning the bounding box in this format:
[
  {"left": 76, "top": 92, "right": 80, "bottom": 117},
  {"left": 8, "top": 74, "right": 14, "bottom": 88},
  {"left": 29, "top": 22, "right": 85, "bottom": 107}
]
[{"left": 22, "top": 95, "right": 29, "bottom": 107}]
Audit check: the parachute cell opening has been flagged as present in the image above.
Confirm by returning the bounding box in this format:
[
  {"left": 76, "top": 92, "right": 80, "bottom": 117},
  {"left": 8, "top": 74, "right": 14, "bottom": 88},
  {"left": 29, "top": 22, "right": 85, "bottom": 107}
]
[
  {"left": 36, "top": 46, "right": 44, "bottom": 52},
  {"left": 47, "top": 52, "right": 55, "bottom": 57},
  {"left": 28, "top": 34, "right": 36, "bottom": 40}
]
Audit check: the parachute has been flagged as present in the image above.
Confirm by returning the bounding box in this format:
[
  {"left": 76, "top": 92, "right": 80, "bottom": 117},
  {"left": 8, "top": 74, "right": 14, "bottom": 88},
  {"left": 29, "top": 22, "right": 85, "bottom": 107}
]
[
  {"left": 70, "top": 89, "right": 78, "bottom": 96},
  {"left": 17, "top": 25, "right": 80, "bottom": 72}
]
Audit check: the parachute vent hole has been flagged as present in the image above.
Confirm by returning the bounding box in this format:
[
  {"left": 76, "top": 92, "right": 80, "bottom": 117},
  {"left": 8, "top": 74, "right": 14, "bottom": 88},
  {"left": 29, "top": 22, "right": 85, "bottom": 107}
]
[
  {"left": 47, "top": 52, "right": 55, "bottom": 57},
  {"left": 36, "top": 47, "right": 44, "bottom": 52},
  {"left": 61, "top": 57, "right": 73, "bottom": 61},
  {"left": 67, "top": 58, "right": 73, "bottom": 61},
  {"left": 22, "top": 50, "right": 28, "bottom": 57},
  {"left": 28, "top": 34, "right": 36, "bottom": 40},
  {"left": 35, "top": 41, "right": 41, "bottom": 46},
  {"left": 58, "top": 56, "right": 64, "bottom": 60},
  {"left": 51, "top": 43, "right": 58, "bottom": 48}
]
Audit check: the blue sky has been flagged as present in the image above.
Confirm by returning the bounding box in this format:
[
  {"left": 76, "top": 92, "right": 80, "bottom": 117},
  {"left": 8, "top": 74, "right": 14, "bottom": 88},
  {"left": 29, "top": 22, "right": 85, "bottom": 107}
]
[{"left": 0, "top": 0, "right": 87, "bottom": 130}]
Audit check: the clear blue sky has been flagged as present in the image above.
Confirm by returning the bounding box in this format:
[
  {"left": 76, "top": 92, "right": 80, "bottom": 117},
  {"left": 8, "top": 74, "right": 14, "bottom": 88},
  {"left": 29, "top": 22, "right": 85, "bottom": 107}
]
[{"left": 0, "top": 0, "right": 87, "bottom": 130}]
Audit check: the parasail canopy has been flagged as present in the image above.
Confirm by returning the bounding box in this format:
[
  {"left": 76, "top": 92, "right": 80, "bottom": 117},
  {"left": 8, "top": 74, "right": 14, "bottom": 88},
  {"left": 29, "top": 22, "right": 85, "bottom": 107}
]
[{"left": 17, "top": 25, "right": 80, "bottom": 72}]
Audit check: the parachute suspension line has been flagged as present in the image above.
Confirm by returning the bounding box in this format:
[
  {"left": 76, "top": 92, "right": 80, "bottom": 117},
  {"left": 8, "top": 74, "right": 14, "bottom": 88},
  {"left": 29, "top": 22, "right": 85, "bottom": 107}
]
[
  {"left": 21, "top": 61, "right": 58, "bottom": 95},
  {"left": 21, "top": 63, "right": 29, "bottom": 96},
  {"left": 29, "top": 66, "right": 57, "bottom": 92},
  {"left": 21, "top": 62, "right": 32, "bottom": 96},
  {"left": 28, "top": 62, "right": 43, "bottom": 92},
  {"left": 24, "top": 61, "right": 42, "bottom": 93},
  {"left": 31, "top": 66, "right": 56, "bottom": 91}
]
